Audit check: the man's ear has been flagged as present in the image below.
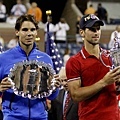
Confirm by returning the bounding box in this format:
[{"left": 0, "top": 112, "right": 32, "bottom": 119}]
[
  {"left": 79, "top": 29, "right": 85, "bottom": 37},
  {"left": 15, "top": 30, "right": 19, "bottom": 36}
]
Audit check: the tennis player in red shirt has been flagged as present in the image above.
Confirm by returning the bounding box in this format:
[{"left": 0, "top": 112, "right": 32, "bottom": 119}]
[{"left": 66, "top": 14, "right": 120, "bottom": 120}]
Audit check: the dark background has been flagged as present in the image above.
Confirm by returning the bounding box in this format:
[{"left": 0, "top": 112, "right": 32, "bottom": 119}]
[
  {"left": 3, "top": 0, "right": 67, "bottom": 24},
  {"left": 30, "top": 0, "right": 67, "bottom": 24}
]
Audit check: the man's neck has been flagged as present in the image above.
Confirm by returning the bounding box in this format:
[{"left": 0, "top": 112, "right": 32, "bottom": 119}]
[
  {"left": 85, "top": 44, "right": 100, "bottom": 58},
  {"left": 20, "top": 43, "right": 33, "bottom": 56}
]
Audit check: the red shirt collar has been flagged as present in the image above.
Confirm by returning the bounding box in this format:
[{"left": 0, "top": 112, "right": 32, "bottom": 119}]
[
  {"left": 80, "top": 46, "right": 106, "bottom": 59},
  {"left": 80, "top": 46, "right": 91, "bottom": 59}
]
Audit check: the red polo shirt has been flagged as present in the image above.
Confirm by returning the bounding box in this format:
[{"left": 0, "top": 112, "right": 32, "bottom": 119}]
[{"left": 66, "top": 46, "right": 118, "bottom": 120}]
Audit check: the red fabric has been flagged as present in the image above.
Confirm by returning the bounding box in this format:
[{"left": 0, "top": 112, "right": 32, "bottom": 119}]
[
  {"left": 66, "top": 46, "right": 119, "bottom": 120},
  {"left": 117, "top": 96, "right": 120, "bottom": 120},
  {"left": 63, "top": 93, "right": 71, "bottom": 120},
  {"left": 118, "top": 95, "right": 120, "bottom": 100}
]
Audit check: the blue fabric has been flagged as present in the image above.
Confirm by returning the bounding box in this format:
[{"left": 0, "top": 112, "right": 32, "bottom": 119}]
[{"left": 0, "top": 44, "right": 59, "bottom": 120}]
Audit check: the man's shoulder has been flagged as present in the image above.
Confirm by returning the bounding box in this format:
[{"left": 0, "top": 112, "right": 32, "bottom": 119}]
[
  {"left": 0, "top": 49, "right": 14, "bottom": 65},
  {"left": 35, "top": 49, "right": 52, "bottom": 61},
  {"left": 67, "top": 52, "right": 82, "bottom": 65},
  {"left": 35, "top": 49, "right": 50, "bottom": 57},
  {"left": 70, "top": 52, "right": 81, "bottom": 59},
  {"left": 0, "top": 48, "right": 14, "bottom": 57}
]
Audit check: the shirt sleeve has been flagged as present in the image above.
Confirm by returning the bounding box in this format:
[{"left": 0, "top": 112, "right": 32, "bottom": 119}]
[{"left": 66, "top": 56, "right": 81, "bottom": 81}]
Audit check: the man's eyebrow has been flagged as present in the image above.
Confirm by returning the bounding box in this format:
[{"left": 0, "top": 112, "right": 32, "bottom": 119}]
[
  {"left": 21, "top": 28, "right": 36, "bottom": 31},
  {"left": 21, "top": 27, "right": 36, "bottom": 29}
]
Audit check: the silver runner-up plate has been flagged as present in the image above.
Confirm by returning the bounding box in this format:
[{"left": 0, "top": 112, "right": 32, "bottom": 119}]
[{"left": 8, "top": 60, "right": 56, "bottom": 99}]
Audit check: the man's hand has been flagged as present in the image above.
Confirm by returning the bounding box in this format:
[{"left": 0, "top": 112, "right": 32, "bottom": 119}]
[
  {"left": 101, "top": 66, "right": 120, "bottom": 87},
  {"left": 0, "top": 77, "right": 13, "bottom": 92},
  {"left": 53, "top": 74, "right": 61, "bottom": 88}
]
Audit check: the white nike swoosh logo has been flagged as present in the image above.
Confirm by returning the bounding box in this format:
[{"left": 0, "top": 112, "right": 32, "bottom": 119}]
[{"left": 37, "top": 55, "right": 43, "bottom": 58}]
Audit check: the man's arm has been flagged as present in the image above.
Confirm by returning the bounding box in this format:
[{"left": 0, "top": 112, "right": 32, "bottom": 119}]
[{"left": 68, "top": 66, "right": 120, "bottom": 102}]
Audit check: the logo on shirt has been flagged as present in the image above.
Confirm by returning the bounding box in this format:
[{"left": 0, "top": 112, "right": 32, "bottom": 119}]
[{"left": 36, "top": 55, "right": 43, "bottom": 58}]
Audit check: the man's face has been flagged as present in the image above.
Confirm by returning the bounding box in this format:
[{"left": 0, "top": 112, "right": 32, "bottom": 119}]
[
  {"left": 16, "top": 21, "right": 37, "bottom": 47},
  {"left": 81, "top": 23, "right": 101, "bottom": 46},
  {"left": 61, "top": 77, "right": 68, "bottom": 90},
  {"left": 85, "top": 23, "right": 101, "bottom": 45}
]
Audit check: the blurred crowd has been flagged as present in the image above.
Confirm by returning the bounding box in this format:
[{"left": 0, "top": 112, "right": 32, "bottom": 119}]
[
  {"left": 0, "top": 0, "right": 42, "bottom": 24},
  {"left": 0, "top": 0, "right": 119, "bottom": 56},
  {"left": 84, "top": 3, "right": 108, "bottom": 24}
]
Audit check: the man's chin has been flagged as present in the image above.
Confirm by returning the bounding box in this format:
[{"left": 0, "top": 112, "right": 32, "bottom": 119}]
[
  {"left": 88, "top": 41, "right": 99, "bottom": 45},
  {"left": 26, "top": 43, "right": 32, "bottom": 46},
  {"left": 20, "top": 41, "right": 33, "bottom": 46},
  {"left": 23, "top": 42, "right": 33, "bottom": 46}
]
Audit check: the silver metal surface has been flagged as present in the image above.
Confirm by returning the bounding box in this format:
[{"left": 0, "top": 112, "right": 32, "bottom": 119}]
[
  {"left": 110, "top": 31, "right": 120, "bottom": 68},
  {"left": 8, "top": 60, "right": 56, "bottom": 99}
]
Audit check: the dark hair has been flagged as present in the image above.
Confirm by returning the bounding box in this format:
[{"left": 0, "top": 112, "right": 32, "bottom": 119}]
[
  {"left": 90, "top": 4, "right": 93, "bottom": 7},
  {"left": 15, "top": 14, "right": 39, "bottom": 31},
  {"left": 98, "top": 3, "right": 102, "bottom": 7}
]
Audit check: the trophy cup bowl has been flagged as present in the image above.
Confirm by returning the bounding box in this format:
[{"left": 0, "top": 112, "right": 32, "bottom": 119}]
[
  {"left": 109, "top": 31, "right": 120, "bottom": 92},
  {"left": 8, "top": 60, "right": 56, "bottom": 99},
  {"left": 110, "top": 45, "right": 120, "bottom": 68},
  {"left": 109, "top": 31, "right": 120, "bottom": 68},
  {"left": 110, "top": 47, "right": 120, "bottom": 92}
]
